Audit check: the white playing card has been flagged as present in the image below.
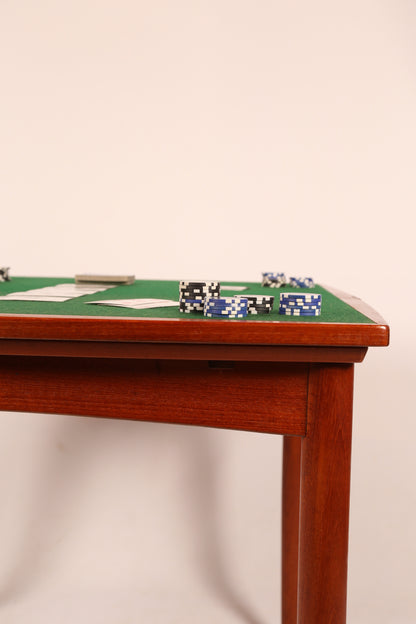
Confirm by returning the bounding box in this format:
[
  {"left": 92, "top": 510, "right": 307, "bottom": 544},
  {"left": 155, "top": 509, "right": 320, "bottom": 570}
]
[
  {"left": 0, "top": 283, "right": 115, "bottom": 302},
  {"left": 87, "top": 299, "right": 179, "bottom": 310}
]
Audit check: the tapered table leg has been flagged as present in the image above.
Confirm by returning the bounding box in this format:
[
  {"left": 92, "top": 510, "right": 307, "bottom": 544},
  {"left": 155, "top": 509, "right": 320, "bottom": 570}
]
[
  {"left": 298, "top": 364, "right": 354, "bottom": 624},
  {"left": 282, "top": 436, "right": 301, "bottom": 624}
]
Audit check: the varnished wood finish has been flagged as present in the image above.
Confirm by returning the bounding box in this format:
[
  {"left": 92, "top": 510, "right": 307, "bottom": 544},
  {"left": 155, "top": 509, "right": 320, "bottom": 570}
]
[
  {"left": 0, "top": 285, "right": 389, "bottom": 622},
  {"left": 0, "top": 313, "right": 389, "bottom": 346},
  {"left": 298, "top": 364, "right": 354, "bottom": 624},
  {"left": 0, "top": 357, "right": 308, "bottom": 435},
  {"left": 282, "top": 436, "right": 301, "bottom": 624},
  {"left": 0, "top": 339, "right": 368, "bottom": 363}
]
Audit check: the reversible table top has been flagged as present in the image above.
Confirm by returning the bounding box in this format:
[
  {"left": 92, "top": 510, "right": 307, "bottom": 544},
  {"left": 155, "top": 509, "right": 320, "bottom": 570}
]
[{"left": 0, "top": 277, "right": 389, "bottom": 347}]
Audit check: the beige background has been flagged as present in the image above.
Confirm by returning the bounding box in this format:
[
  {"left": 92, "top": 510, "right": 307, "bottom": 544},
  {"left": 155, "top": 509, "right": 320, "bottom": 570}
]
[{"left": 0, "top": 1, "right": 415, "bottom": 622}]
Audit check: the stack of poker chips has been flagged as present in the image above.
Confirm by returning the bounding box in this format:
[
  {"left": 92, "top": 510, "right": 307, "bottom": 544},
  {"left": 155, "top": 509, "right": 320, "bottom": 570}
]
[
  {"left": 0, "top": 267, "right": 10, "bottom": 282},
  {"left": 179, "top": 280, "right": 220, "bottom": 313},
  {"left": 234, "top": 294, "right": 274, "bottom": 314},
  {"left": 289, "top": 277, "right": 315, "bottom": 288},
  {"left": 278, "top": 292, "right": 322, "bottom": 316},
  {"left": 262, "top": 272, "right": 287, "bottom": 287},
  {"left": 204, "top": 297, "right": 248, "bottom": 319},
  {"left": 262, "top": 273, "right": 315, "bottom": 289}
]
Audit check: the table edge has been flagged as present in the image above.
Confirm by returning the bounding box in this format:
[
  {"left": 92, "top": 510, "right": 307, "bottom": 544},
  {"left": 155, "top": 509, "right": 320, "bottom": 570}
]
[
  {"left": 0, "top": 314, "right": 389, "bottom": 347},
  {"left": 321, "top": 284, "right": 389, "bottom": 325}
]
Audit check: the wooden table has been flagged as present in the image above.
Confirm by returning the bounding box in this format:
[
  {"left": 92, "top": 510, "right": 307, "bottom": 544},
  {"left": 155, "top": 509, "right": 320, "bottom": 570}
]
[{"left": 0, "top": 280, "right": 389, "bottom": 623}]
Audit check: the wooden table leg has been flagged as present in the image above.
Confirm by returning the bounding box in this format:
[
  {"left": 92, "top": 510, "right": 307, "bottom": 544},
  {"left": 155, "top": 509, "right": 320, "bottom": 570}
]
[
  {"left": 282, "top": 435, "right": 301, "bottom": 624},
  {"left": 297, "top": 364, "right": 354, "bottom": 624}
]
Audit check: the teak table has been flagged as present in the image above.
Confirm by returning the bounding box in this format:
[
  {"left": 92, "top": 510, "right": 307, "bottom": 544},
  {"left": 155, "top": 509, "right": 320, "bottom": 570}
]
[{"left": 0, "top": 278, "right": 389, "bottom": 623}]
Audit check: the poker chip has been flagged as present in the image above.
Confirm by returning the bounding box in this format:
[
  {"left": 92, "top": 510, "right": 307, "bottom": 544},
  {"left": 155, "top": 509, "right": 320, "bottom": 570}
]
[
  {"left": 180, "top": 280, "right": 219, "bottom": 287},
  {"left": 179, "top": 280, "right": 221, "bottom": 313},
  {"left": 205, "top": 303, "right": 247, "bottom": 311},
  {"left": 205, "top": 305, "right": 248, "bottom": 314},
  {"left": 280, "top": 293, "right": 322, "bottom": 304},
  {"left": 205, "top": 298, "right": 247, "bottom": 304},
  {"left": 179, "top": 280, "right": 220, "bottom": 292},
  {"left": 279, "top": 291, "right": 322, "bottom": 316},
  {"left": 180, "top": 292, "right": 220, "bottom": 300},
  {"left": 205, "top": 304, "right": 246, "bottom": 311},
  {"left": 289, "top": 277, "right": 315, "bottom": 288},
  {"left": 181, "top": 286, "right": 220, "bottom": 294},
  {"left": 279, "top": 307, "right": 321, "bottom": 316},
  {"left": 179, "top": 298, "right": 204, "bottom": 305},
  {"left": 234, "top": 295, "right": 274, "bottom": 305},
  {"left": 0, "top": 267, "right": 10, "bottom": 282},
  {"left": 179, "top": 297, "right": 205, "bottom": 313},
  {"left": 279, "top": 302, "right": 320, "bottom": 310},
  {"left": 180, "top": 286, "right": 220, "bottom": 297},
  {"left": 204, "top": 297, "right": 245, "bottom": 304},
  {"left": 261, "top": 272, "right": 287, "bottom": 287},
  {"left": 204, "top": 296, "right": 248, "bottom": 319},
  {"left": 233, "top": 294, "right": 274, "bottom": 314},
  {"left": 205, "top": 312, "right": 247, "bottom": 319},
  {"left": 248, "top": 308, "right": 272, "bottom": 315}
]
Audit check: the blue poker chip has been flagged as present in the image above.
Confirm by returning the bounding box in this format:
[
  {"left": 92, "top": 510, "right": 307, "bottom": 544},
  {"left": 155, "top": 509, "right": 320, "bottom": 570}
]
[
  {"left": 204, "top": 303, "right": 248, "bottom": 312},
  {"left": 280, "top": 292, "right": 321, "bottom": 301},
  {"left": 288, "top": 277, "right": 315, "bottom": 288},
  {"left": 205, "top": 312, "right": 247, "bottom": 319},
  {"left": 262, "top": 272, "right": 286, "bottom": 280},
  {"left": 279, "top": 302, "right": 321, "bottom": 310},
  {"left": 205, "top": 297, "right": 247, "bottom": 304},
  {"left": 279, "top": 303, "right": 321, "bottom": 310},
  {"left": 278, "top": 311, "right": 321, "bottom": 317},
  {"left": 205, "top": 304, "right": 247, "bottom": 311},
  {"left": 278, "top": 307, "right": 321, "bottom": 316},
  {"left": 279, "top": 302, "right": 321, "bottom": 309},
  {"left": 208, "top": 309, "right": 247, "bottom": 316},
  {"left": 206, "top": 296, "right": 247, "bottom": 304},
  {"left": 205, "top": 309, "right": 248, "bottom": 316},
  {"left": 204, "top": 296, "right": 248, "bottom": 318},
  {"left": 280, "top": 291, "right": 321, "bottom": 298},
  {"left": 205, "top": 299, "right": 247, "bottom": 306},
  {"left": 205, "top": 303, "right": 247, "bottom": 309},
  {"left": 205, "top": 309, "right": 247, "bottom": 316}
]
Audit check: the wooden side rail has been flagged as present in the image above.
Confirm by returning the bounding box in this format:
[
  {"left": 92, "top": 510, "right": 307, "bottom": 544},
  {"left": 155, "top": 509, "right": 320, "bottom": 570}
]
[{"left": 0, "top": 356, "right": 308, "bottom": 435}]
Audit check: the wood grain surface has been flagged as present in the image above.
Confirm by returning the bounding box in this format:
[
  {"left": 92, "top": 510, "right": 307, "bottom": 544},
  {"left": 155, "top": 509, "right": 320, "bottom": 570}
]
[
  {"left": 0, "top": 313, "right": 389, "bottom": 346},
  {"left": 0, "top": 356, "right": 309, "bottom": 435},
  {"left": 297, "top": 364, "right": 354, "bottom": 624},
  {"left": 0, "top": 339, "right": 368, "bottom": 362},
  {"left": 282, "top": 436, "right": 302, "bottom": 624}
]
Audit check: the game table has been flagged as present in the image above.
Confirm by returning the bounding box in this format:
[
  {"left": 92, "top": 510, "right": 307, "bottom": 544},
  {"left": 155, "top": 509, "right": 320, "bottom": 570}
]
[{"left": 0, "top": 277, "right": 389, "bottom": 624}]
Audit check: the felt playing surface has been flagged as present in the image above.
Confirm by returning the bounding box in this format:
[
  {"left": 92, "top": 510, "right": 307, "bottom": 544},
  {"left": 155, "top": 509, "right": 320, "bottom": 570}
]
[{"left": 0, "top": 277, "right": 374, "bottom": 324}]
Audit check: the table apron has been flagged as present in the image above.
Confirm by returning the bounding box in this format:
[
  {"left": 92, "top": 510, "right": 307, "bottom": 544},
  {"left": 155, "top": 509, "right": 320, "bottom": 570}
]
[{"left": 0, "top": 356, "right": 309, "bottom": 435}]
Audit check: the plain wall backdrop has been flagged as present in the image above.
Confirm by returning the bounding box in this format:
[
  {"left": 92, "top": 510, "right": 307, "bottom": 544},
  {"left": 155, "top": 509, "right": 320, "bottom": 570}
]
[{"left": 0, "top": 2, "right": 415, "bottom": 622}]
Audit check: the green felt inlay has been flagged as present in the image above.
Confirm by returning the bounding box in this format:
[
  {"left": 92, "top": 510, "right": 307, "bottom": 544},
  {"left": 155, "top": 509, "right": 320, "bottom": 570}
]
[{"left": 0, "top": 277, "right": 374, "bottom": 324}]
